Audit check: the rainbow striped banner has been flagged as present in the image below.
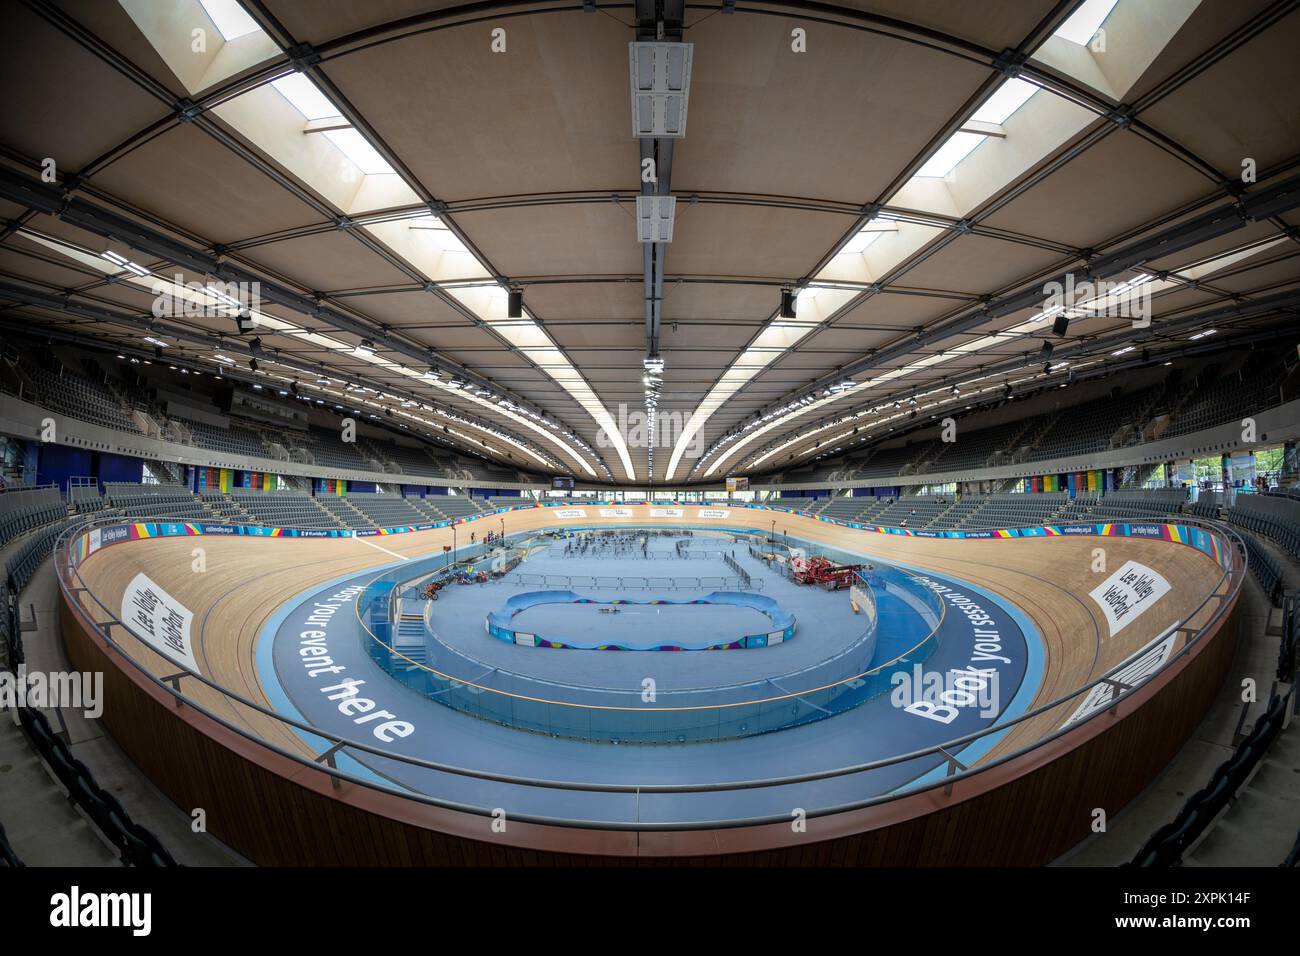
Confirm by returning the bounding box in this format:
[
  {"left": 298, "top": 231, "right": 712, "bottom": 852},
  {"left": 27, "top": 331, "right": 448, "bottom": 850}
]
[{"left": 69, "top": 511, "right": 1234, "bottom": 577}]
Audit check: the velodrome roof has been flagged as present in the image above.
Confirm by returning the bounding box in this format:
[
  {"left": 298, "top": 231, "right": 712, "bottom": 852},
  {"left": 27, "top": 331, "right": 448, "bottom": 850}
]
[{"left": 1, "top": 0, "right": 1298, "bottom": 484}]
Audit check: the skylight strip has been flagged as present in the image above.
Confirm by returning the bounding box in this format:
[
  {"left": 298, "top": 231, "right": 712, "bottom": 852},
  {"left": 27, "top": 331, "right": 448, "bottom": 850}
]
[
  {"left": 701, "top": 383, "right": 868, "bottom": 477},
  {"left": 17, "top": 229, "right": 589, "bottom": 475},
  {"left": 198, "top": 0, "right": 263, "bottom": 41},
  {"left": 322, "top": 128, "right": 396, "bottom": 176},
  {"left": 715, "top": 353, "right": 1091, "bottom": 474},
  {"left": 447, "top": 282, "right": 636, "bottom": 480},
  {"left": 914, "top": 132, "right": 985, "bottom": 178},
  {"left": 663, "top": 311, "right": 831, "bottom": 480},
  {"left": 338, "top": 349, "right": 599, "bottom": 476},
  {"left": 254, "top": 363, "right": 562, "bottom": 470},
  {"left": 257, "top": 366, "right": 558, "bottom": 470},
  {"left": 838, "top": 227, "right": 890, "bottom": 255},
  {"left": 768, "top": 356, "right": 1107, "bottom": 473},
  {"left": 271, "top": 73, "right": 341, "bottom": 121},
  {"left": 972, "top": 78, "right": 1040, "bottom": 125},
  {"left": 1054, "top": 0, "right": 1120, "bottom": 46}
]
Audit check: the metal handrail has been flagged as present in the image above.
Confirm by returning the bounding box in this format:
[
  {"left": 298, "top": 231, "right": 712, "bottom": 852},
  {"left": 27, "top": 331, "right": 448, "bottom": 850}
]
[{"left": 51, "top": 509, "right": 1246, "bottom": 831}]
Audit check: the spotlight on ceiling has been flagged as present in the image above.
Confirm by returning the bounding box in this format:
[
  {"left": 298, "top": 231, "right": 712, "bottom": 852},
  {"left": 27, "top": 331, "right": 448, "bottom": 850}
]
[
  {"left": 507, "top": 289, "right": 523, "bottom": 318},
  {"left": 290, "top": 380, "right": 299, "bottom": 395},
  {"left": 234, "top": 309, "right": 255, "bottom": 334},
  {"left": 249, "top": 358, "right": 258, "bottom": 372},
  {"left": 356, "top": 339, "right": 376, "bottom": 357},
  {"left": 1039, "top": 340, "right": 1053, "bottom": 360},
  {"left": 249, "top": 336, "right": 262, "bottom": 353},
  {"left": 779, "top": 288, "right": 796, "bottom": 319},
  {"left": 1052, "top": 314, "right": 1070, "bottom": 337}
]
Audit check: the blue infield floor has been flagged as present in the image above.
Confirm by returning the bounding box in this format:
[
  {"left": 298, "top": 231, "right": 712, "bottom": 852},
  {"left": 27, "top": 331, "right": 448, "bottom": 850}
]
[
  {"left": 506, "top": 601, "right": 774, "bottom": 649},
  {"left": 423, "top": 537, "right": 869, "bottom": 689}
]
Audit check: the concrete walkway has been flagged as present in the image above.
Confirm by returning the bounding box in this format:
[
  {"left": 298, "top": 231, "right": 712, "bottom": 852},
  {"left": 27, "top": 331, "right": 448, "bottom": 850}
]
[{"left": 0, "top": 543, "right": 247, "bottom": 866}]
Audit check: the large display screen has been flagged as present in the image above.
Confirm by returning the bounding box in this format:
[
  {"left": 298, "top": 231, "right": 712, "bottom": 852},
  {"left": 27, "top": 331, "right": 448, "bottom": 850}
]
[{"left": 552, "top": 476, "right": 576, "bottom": 490}]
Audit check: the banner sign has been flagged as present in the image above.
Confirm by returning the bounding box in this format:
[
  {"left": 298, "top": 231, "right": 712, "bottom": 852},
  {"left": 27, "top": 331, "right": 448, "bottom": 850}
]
[
  {"left": 649, "top": 508, "right": 684, "bottom": 517},
  {"left": 1061, "top": 625, "right": 1178, "bottom": 727},
  {"left": 120, "top": 572, "right": 200, "bottom": 672},
  {"left": 554, "top": 509, "right": 587, "bottom": 519},
  {"left": 1088, "top": 560, "right": 1172, "bottom": 636},
  {"left": 697, "top": 509, "right": 730, "bottom": 518},
  {"left": 101, "top": 525, "right": 132, "bottom": 546},
  {"left": 598, "top": 508, "right": 633, "bottom": 518}
]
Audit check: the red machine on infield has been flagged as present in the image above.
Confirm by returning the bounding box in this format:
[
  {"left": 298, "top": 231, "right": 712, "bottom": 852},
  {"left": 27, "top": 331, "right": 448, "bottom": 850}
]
[{"left": 789, "top": 555, "right": 865, "bottom": 590}]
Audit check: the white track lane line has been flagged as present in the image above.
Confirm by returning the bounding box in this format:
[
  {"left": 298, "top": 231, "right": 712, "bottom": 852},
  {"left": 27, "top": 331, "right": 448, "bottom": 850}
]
[{"left": 355, "top": 535, "right": 409, "bottom": 560}]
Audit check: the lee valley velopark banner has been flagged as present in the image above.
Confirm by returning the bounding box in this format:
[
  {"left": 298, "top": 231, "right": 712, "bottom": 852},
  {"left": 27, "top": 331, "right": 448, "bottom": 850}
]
[
  {"left": 120, "top": 572, "right": 200, "bottom": 672},
  {"left": 1088, "top": 559, "right": 1173, "bottom": 636}
]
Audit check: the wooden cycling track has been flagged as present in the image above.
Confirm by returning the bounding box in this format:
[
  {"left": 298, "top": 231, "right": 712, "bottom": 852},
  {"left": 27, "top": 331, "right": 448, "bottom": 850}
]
[{"left": 62, "top": 506, "right": 1233, "bottom": 863}]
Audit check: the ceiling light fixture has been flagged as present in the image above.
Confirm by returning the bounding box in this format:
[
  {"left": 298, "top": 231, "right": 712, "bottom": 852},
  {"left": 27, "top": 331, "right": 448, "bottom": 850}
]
[
  {"left": 102, "top": 250, "right": 150, "bottom": 277},
  {"left": 636, "top": 195, "right": 677, "bottom": 243},
  {"left": 629, "top": 41, "right": 693, "bottom": 137}
]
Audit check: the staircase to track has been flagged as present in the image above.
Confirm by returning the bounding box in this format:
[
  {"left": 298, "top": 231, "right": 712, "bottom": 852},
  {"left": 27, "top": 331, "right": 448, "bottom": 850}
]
[{"left": 393, "top": 616, "right": 429, "bottom": 667}]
